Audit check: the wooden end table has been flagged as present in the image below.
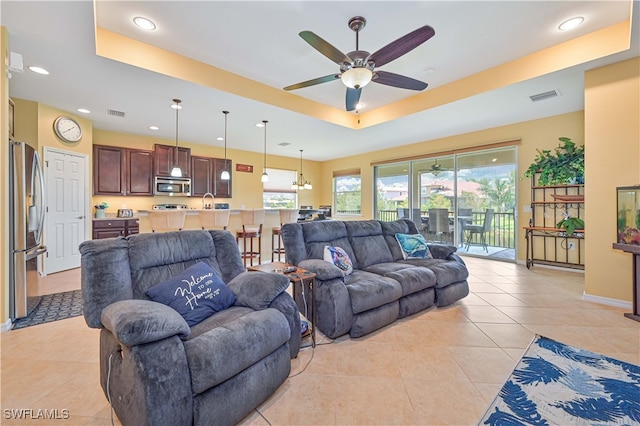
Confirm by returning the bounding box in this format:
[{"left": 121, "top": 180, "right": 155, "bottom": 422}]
[{"left": 248, "top": 262, "right": 317, "bottom": 347}]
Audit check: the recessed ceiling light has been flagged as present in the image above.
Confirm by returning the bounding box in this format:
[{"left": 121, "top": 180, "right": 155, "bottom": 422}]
[
  {"left": 216, "top": 137, "right": 224, "bottom": 141},
  {"left": 133, "top": 16, "right": 156, "bottom": 31},
  {"left": 558, "top": 17, "right": 584, "bottom": 31},
  {"left": 492, "top": 158, "right": 497, "bottom": 162},
  {"left": 28, "top": 66, "right": 49, "bottom": 75},
  {"left": 77, "top": 108, "right": 90, "bottom": 114},
  {"left": 255, "top": 122, "right": 265, "bottom": 128},
  {"left": 149, "top": 126, "right": 159, "bottom": 130},
  {"left": 356, "top": 103, "right": 364, "bottom": 110}
]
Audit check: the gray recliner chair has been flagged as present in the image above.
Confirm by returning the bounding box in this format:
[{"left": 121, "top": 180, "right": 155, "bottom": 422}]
[{"left": 80, "top": 230, "right": 301, "bottom": 426}]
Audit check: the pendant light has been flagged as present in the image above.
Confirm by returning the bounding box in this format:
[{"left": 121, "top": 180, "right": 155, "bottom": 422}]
[
  {"left": 430, "top": 158, "right": 443, "bottom": 176},
  {"left": 291, "top": 149, "right": 312, "bottom": 190},
  {"left": 261, "top": 120, "right": 269, "bottom": 183},
  {"left": 220, "top": 111, "right": 230, "bottom": 181},
  {"left": 170, "top": 99, "right": 182, "bottom": 177}
]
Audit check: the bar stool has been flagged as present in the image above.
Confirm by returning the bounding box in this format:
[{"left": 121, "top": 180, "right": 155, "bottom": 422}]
[
  {"left": 148, "top": 210, "right": 187, "bottom": 233},
  {"left": 198, "top": 209, "right": 231, "bottom": 230},
  {"left": 235, "top": 209, "right": 265, "bottom": 268},
  {"left": 272, "top": 209, "right": 299, "bottom": 262}
]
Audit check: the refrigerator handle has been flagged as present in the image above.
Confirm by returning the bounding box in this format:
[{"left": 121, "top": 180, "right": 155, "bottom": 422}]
[{"left": 31, "top": 151, "right": 46, "bottom": 245}]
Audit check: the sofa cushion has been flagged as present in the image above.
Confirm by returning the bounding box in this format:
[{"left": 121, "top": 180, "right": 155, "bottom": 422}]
[
  {"left": 345, "top": 221, "right": 393, "bottom": 268},
  {"left": 395, "top": 233, "right": 433, "bottom": 259},
  {"left": 384, "top": 266, "right": 437, "bottom": 296},
  {"left": 227, "top": 271, "right": 289, "bottom": 310},
  {"left": 186, "top": 306, "right": 254, "bottom": 340},
  {"left": 345, "top": 270, "right": 402, "bottom": 314},
  {"left": 145, "top": 262, "right": 236, "bottom": 326},
  {"left": 380, "top": 219, "right": 416, "bottom": 261},
  {"left": 400, "top": 258, "right": 469, "bottom": 287},
  {"left": 323, "top": 246, "right": 353, "bottom": 275},
  {"left": 183, "top": 308, "right": 290, "bottom": 394}
]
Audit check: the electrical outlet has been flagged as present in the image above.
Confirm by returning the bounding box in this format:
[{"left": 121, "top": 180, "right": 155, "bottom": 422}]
[{"left": 568, "top": 242, "right": 575, "bottom": 250}]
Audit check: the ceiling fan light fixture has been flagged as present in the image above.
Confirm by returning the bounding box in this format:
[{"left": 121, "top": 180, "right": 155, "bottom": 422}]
[{"left": 341, "top": 67, "right": 373, "bottom": 89}]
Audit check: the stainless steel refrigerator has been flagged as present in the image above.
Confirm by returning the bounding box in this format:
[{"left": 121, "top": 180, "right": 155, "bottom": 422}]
[{"left": 9, "top": 140, "right": 47, "bottom": 321}]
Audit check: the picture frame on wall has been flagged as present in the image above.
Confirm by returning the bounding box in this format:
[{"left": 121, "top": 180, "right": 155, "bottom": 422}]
[{"left": 8, "top": 98, "right": 14, "bottom": 138}]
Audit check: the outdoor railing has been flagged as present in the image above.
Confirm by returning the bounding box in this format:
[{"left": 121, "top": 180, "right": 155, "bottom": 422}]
[{"left": 378, "top": 209, "right": 516, "bottom": 249}]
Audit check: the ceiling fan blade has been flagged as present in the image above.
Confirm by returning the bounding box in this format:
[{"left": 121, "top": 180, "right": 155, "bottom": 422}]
[
  {"left": 368, "top": 25, "right": 435, "bottom": 68},
  {"left": 346, "top": 87, "right": 361, "bottom": 111},
  {"left": 299, "top": 31, "right": 353, "bottom": 65},
  {"left": 373, "top": 70, "right": 428, "bottom": 91},
  {"left": 283, "top": 74, "right": 341, "bottom": 91}
]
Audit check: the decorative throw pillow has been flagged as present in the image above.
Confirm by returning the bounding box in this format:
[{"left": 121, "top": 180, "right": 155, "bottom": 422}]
[
  {"left": 323, "top": 245, "right": 354, "bottom": 275},
  {"left": 395, "top": 233, "right": 433, "bottom": 260},
  {"left": 145, "top": 262, "right": 236, "bottom": 327}
]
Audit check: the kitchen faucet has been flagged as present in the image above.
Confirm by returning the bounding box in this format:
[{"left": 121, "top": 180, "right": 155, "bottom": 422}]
[{"left": 202, "top": 192, "right": 214, "bottom": 209}]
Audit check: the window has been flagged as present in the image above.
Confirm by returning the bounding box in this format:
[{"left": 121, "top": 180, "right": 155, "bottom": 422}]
[
  {"left": 263, "top": 168, "right": 297, "bottom": 209},
  {"left": 334, "top": 169, "right": 361, "bottom": 215}
]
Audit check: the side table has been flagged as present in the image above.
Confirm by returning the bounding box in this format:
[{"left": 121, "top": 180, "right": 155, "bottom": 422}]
[{"left": 247, "top": 262, "right": 317, "bottom": 347}]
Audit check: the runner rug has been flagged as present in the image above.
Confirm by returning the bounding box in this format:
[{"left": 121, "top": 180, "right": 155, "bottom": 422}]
[
  {"left": 11, "top": 290, "right": 83, "bottom": 330},
  {"left": 479, "top": 334, "right": 640, "bottom": 425}
]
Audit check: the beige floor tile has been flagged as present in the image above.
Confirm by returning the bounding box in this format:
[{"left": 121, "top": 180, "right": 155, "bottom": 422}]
[
  {"left": 334, "top": 339, "right": 401, "bottom": 378},
  {"left": 475, "top": 323, "right": 536, "bottom": 349},
  {"left": 404, "top": 377, "right": 488, "bottom": 425},
  {"left": 468, "top": 282, "right": 505, "bottom": 293},
  {"left": 449, "top": 347, "right": 517, "bottom": 384},
  {"left": 460, "top": 305, "right": 517, "bottom": 324},
  {"left": 472, "top": 382, "right": 503, "bottom": 405},
  {"left": 411, "top": 321, "right": 498, "bottom": 348},
  {"left": 458, "top": 293, "right": 491, "bottom": 306},
  {"left": 476, "top": 292, "right": 529, "bottom": 307},
  {"left": 394, "top": 345, "right": 469, "bottom": 382}
]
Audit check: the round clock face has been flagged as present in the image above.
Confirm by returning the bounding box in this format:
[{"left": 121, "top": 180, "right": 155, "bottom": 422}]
[{"left": 53, "top": 116, "right": 82, "bottom": 143}]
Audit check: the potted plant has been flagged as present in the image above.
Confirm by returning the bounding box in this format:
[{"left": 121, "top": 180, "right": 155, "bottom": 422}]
[
  {"left": 94, "top": 202, "right": 109, "bottom": 219},
  {"left": 556, "top": 211, "right": 584, "bottom": 236},
  {"left": 524, "top": 137, "right": 585, "bottom": 186}
]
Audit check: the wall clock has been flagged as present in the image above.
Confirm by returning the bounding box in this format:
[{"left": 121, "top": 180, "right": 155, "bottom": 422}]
[{"left": 53, "top": 116, "right": 82, "bottom": 143}]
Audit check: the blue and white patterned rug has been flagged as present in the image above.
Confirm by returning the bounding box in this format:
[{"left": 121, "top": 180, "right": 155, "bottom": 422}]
[{"left": 479, "top": 335, "right": 640, "bottom": 425}]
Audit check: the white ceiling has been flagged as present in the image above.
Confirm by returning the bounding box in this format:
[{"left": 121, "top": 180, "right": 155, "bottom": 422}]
[{"left": 2, "top": 1, "right": 638, "bottom": 161}]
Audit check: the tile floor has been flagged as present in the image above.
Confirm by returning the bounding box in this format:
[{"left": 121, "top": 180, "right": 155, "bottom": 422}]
[{"left": 1, "top": 257, "right": 638, "bottom": 425}]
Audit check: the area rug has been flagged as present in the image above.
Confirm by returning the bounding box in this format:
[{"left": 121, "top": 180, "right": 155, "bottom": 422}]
[
  {"left": 479, "top": 334, "right": 640, "bottom": 425},
  {"left": 11, "top": 290, "right": 83, "bottom": 330}
]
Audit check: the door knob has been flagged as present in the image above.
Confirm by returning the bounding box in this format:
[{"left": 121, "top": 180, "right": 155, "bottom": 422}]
[{"left": 76, "top": 216, "right": 84, "bottom": 219}]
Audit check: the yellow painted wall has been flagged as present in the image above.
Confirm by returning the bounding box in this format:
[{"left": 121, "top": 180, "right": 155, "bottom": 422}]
[
  {"left": 321, "top": 111, "right": 585, "bottom": 264},
  {"left": 584, "top": 57, "right": 640, "bottom": 302},
  {"left": 1, "top": 27, "right": 10, "bottom": 328}
]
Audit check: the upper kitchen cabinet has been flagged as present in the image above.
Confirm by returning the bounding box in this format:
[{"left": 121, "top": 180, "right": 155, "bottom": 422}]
[
  {"left": 154, "top": 144, "right": 191, "bottom": 177},
  {"left": 213, "top": 158, "right": 232, "bottom": 198},
  {"left": 93, "top": 145, "right": 154, "bottom": 196},
  {"left": 191, "top": 157, "right": 232, "bottom": 198}
]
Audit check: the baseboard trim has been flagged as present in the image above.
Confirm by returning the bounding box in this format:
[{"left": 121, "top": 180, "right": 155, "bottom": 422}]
[
  {"left": 1, "top": 318, "right": 13, "bottom": 333},
  {"left": 582, "top": 292, "right": 633, "bottom": 309},
  {"left": 516, "top": 259, "right": 585, "bottom": 273}
]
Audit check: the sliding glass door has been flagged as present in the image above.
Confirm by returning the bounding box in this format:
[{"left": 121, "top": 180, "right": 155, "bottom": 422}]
[{"left": 375, "top": 147, "right": 517, "bottom": 261}]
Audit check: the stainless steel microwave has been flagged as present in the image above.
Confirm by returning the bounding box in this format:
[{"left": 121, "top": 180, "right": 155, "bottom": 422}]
[{"left": 154, "top": 177, "right": 191, "bottom": 196}]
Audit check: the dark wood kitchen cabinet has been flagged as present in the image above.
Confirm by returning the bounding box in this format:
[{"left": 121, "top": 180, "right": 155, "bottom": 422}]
[
  {"left": 93, "top": 145, "right": 154, "bottom": 196},
  {"left": 154, "top": 144, "right": 191, "bottom": 177},
  {"left": 93, "top": 218, "right": 139, "bottom": 240},
  {"left": 190, "top": 156, "right": 232, "bottom": 198}
]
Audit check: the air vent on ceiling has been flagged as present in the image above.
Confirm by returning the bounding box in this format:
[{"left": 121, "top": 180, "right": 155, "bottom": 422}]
[
  {"left": 108, "top": 109, "right": 125, "bottom": 118},
  {"left": 278, "top": 142, "right": 291, "bottom": 146},
  {"left": 529, "top": 90, "right": 560, "bottom": 102}
]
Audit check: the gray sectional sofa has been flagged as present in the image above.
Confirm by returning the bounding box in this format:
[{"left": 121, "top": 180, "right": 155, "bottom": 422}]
[
  {"left": 281, "top": 218, "right": 469, "bottom": 339},
  {"left": 80, "top": 230, "right": 301, "bottom": 426}
]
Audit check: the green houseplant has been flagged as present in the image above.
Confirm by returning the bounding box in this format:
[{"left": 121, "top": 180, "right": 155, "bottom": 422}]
[
  {"left": 524, "top": 137, "right": 584, "bottom": 186},
  {"left": 556, "top": 211, "right": 584, "bottom": 236}
]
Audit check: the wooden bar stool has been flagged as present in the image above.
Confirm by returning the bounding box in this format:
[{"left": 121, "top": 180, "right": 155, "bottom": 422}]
[
  {"left": 148, "top": 210, "right": 187, "bottom": 233},
  {"left": 198, "top": 209, "right": 230, "bottom": 230},
  {"left": 272, "top": 209, "right": 299, "bottom": 262},
  {"left": 235, "top": 209, "right": 265, "bottom": 268}
]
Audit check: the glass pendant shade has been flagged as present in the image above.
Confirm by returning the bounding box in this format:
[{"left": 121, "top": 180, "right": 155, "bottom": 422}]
[
  {"left": 221, "top": 170, "right": 230, "bottom": 180},
  {"left": 341, "top": 68, "right": 373, "bottom": 89}
]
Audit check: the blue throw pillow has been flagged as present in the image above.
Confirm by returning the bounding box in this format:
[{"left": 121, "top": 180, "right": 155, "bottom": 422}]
[
  {"left": 145, "top": 262, "right": 236, "bottom": 326},
  {"left": 323, "top": 245, "right": 353, "bottom": 275},
  {"left": 395, "top": 233, "right": 433, "bottom": 260}
]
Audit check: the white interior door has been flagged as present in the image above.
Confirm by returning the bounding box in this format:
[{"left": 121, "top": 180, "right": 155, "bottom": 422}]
[{"left": 44, "top": 148, "right": 87, "bottom": 274}]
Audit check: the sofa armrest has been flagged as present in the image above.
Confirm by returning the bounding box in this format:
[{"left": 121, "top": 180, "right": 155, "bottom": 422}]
[
  {"left": 299, "top": 259, "right": 344, "bottom": 281},
  {"left": 228, "top": 271, "right": 289, "bottom": 310},
  {"left": 428, "top": 243, "right": 458, "bottom": 260},
  {"left": 101, "top": 300, "right": 191, "bottom": 347}
]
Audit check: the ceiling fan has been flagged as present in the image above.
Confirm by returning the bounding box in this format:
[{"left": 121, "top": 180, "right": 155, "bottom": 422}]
[{"left": 283, "top": 16, "right": 435, "bottom": 112}]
